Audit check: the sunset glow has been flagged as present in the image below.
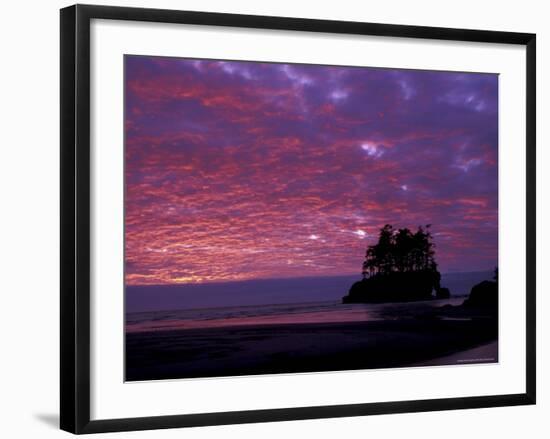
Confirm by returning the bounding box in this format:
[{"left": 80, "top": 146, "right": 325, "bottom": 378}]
[{"left": 125, "top": 56, "right": 498, "bottom": 285}]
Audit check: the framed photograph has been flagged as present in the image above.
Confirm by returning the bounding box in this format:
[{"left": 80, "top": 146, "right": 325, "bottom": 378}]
[{"left": 60, "top": 4, "right": 536, "bottom": 434}]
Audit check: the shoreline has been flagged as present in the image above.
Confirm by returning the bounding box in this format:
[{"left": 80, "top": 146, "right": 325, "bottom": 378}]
[
  {"left": 126, "top": 318, "right": 498, "bottom": 382},
  {"left": 125, "top": 297, "right": 466, "bottom": 333}
]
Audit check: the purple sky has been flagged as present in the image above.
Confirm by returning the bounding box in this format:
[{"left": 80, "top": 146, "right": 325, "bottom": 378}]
[{"left": 125, "top": 55, "right": 498, "bottom": 286}]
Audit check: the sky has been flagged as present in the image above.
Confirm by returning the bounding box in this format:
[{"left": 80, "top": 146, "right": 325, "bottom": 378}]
[{"left": 125, "top": 55, "right": 498, "bottom": 286}]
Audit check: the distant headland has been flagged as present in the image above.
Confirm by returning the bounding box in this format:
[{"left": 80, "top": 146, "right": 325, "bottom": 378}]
[{"left": 343, "top": 224, "right": 450, "bottom": 303}]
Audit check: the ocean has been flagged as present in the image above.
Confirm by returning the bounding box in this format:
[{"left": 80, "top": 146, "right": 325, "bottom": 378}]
[
  {"left": 126, "top": 270, "right": 493, "bottom": 333},
  {"left": 126, "top": 297, "right": 467, "bottom": 333}
]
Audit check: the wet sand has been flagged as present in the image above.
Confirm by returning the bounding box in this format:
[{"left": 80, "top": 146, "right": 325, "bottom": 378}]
[
  {"left": 126, "top": 317, "right": 498, "bottom": 381},
  {"left": 412, "top": 340, "right": 498, "bottom": 367}
]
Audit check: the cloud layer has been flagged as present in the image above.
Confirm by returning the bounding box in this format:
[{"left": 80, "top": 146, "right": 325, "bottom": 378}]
[{"left": 125, "top": 56, "right": 498, "bottom": 285}]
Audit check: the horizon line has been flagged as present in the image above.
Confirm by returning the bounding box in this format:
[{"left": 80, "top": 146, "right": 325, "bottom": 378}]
[{"left": 126, "top": 268, "right": 496, "bottom": 289}]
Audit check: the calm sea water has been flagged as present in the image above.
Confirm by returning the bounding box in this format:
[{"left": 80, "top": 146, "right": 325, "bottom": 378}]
[
  {"left": 126, "top": 271, "right": 493, "bottom": 333},
  {"left": 126, "top": 297, "right": 466, "bottom": 333}
]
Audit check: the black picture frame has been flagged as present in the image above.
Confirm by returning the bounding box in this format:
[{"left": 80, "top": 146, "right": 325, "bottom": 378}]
[{"left": 60, "top": 4, "right": 536, "bottom": 434}]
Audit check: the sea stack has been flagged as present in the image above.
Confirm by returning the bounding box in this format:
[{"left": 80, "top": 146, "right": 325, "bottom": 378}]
[{"left": 342, "top": 224, "right": 450, "bottom": 304}]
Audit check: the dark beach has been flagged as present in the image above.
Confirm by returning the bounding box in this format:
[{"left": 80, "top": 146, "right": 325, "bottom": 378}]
[{"left": 126, "top": 316, "right": 498, "bottom": 382}]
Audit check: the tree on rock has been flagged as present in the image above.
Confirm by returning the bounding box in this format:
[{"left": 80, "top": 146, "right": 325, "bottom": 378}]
[{"left": 344, "top": 224, "right": 448, "bottom": 304}]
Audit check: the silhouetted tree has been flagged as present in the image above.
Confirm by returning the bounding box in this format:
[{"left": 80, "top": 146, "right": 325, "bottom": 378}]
[
  {"left": 345, "top": 224, "right": 447, "bottom": 303},
  {"left": 361, "top": 224, "right": 438, "bottom": 278},
  {"left": 394, "top": 228, "right": 414, "bottom": 272}
]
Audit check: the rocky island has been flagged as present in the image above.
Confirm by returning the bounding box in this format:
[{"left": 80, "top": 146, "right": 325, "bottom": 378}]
[{"left": 343, "top": 224, "right": 450, "bottom": 303}]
